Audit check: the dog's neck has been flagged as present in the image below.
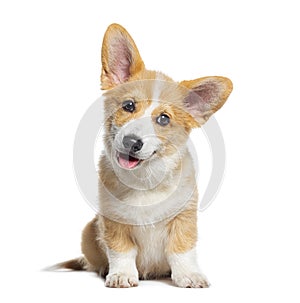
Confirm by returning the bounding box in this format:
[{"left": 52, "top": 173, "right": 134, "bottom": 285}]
[{"left": 99, "top": 145, "right": 197, "bottom": 225}]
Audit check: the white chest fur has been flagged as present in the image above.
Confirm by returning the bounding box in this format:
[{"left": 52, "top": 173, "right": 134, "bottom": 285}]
[{"left": 133, "top": 223, "right": 170, "bottom": 278}]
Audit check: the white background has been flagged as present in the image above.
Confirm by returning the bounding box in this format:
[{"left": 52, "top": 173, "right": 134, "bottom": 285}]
[{"left": 1, "top": 0, "right": 299, "bottom": 302}]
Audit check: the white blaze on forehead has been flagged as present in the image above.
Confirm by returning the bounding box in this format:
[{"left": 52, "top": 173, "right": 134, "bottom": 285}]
[
  {"left": 142, "top": 72, "right": 166, "bottom": 118},
  {"left": 152, "top": 72, "right": 165, "bottom": 102},
  {"left": 143, "top": 101, "right": 160, "bottom": 117}
]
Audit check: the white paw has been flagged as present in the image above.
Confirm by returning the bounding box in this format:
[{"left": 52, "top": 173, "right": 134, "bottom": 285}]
[
  {"left": 172, "top": 272, "right": 210, "bottom": 288},
  {"left": 105, "top": 273, "right": 139, "bottom": 288}
]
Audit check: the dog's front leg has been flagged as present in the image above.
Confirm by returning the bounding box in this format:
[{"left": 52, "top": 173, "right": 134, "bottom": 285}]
[
  {"left": 167, "top": 248, "right": 209, "bottom": 288},
  {"left": 103, "top": 218, "right": 138, "bottom": 288},
  {"left": 166, "top": 207, "right": 210, "bottom": 288},
  {"left": 105, "top": 248, "right": 138, "bottom": 288}
]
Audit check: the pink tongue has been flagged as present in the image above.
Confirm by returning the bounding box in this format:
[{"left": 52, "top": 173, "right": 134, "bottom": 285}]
[{"left": 118, "top": 155, "right": 139, "bottom": 169}]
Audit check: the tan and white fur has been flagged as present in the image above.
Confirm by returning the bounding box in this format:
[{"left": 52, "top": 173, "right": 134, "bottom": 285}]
[{"left": 53, "top": 24, "right": 233, "bottom": 288}]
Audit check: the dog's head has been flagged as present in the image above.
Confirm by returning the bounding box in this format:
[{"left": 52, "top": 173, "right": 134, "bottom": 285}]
[{"left": 100, "top": 24, "right": 232, "bottom": 187}]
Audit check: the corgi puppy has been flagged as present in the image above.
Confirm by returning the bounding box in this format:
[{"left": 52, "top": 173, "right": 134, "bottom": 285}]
[{"left": 55, "top": 23, "right": 233, "bottom": 288}]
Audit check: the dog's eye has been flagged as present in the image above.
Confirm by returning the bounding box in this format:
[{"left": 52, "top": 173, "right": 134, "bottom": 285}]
[
  {"left": 122, "top": 100, "right": 135, "bottom": 113},
  {"left": 156, "top": 114, "right": 170, "bottom": 126}
]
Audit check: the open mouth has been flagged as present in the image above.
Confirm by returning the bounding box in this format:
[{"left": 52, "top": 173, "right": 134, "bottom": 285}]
[{"left": 117, "top": 152, "right": 142, "bottom": 169}]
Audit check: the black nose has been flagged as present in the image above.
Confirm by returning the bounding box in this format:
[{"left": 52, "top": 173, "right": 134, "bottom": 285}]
[{"left": 122, "top": 135, "right": 144, "bottom": 153}]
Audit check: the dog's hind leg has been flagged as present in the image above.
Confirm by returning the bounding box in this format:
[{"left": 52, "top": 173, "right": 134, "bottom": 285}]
[
  {"left": 47, "top": 218, "right": 108, "bottom": 276},
  {"left": 81, "top": 217, "right": 108, "bottom": 276}
]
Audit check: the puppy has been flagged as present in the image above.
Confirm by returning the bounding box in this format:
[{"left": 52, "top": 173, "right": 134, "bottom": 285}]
[{"left": 55, "top": 23, "right": 233, "bottom": 288}]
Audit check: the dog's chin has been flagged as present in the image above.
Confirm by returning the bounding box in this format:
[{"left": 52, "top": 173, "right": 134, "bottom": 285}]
[{"left": 115, "top": 151, "right": 155, "bottom": 170}]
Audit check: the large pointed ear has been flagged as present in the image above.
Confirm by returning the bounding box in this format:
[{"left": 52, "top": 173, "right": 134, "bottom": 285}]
[
  {"left": 101, "top": 24, "right": 145, "bottom": 90},
  {"left": 180, "top": 76, "right": 233, "bottom": 126}
]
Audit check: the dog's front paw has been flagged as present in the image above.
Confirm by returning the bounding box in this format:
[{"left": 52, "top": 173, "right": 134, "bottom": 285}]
[
  {"left": 172, "top": 272, "right": 210, "bottom": 288},
  {"left": 105, "top": 273, "right": 139, "bottom": 288}
]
